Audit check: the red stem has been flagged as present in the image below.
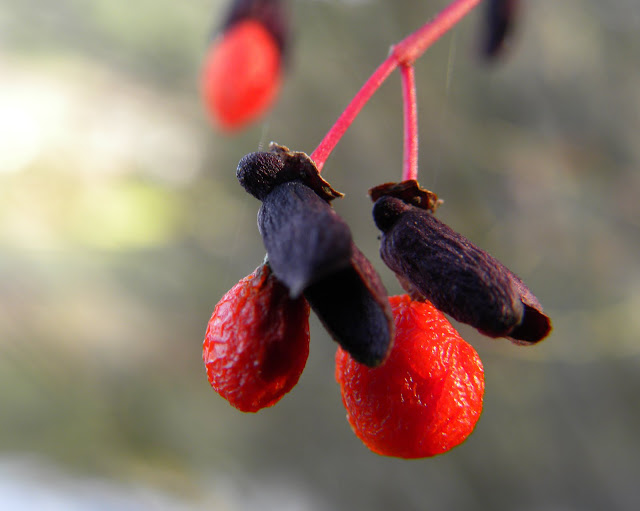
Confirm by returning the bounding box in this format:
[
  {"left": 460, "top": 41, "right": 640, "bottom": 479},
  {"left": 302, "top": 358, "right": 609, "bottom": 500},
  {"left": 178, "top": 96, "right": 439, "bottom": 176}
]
[
  {"left": 400, "top": 64, "right": 418, "bottom": 181},
  {"left": 310, "top": 0, "right": 481, "bottom": 173},
  {"left": 310, "top": 57, "right": 397, "bottom": 172},
  {"left": 392, "top": 0, "right": 482, "bottom": 64}
]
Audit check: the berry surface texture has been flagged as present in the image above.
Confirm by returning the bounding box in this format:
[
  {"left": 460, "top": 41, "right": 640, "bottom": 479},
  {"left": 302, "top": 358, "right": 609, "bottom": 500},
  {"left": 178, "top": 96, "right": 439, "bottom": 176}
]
[
  {"left": 336, "top": 295, "right": 485, "bottom": 458},
  {"left": 203, "top": 264, "right": 310, "bottom": 413}
]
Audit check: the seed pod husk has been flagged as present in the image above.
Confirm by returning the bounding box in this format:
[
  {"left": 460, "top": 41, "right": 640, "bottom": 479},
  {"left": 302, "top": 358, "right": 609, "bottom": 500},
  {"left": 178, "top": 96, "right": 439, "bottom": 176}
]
[
  {"left": 259, "top": 183, "right": 393, "bottom": 365},
  {"left": 372, "top": 195, "right": 551, "bottom": 344},
  {"left": 482, "top": 0, "right": 520, "bottom": 59},
  {"left": 238, "top": 143, "right": 394, "bottom": 366},
  {"left": 259, "top": 180, "right": 352, "bottom": 298},
  {"left": 304, "top": 243, "right": 394, "bottom": 367}
]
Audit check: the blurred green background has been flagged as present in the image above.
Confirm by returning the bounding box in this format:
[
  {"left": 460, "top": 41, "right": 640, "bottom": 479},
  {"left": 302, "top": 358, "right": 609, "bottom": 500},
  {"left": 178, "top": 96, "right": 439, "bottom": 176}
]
[{"left": 1, "top": 0, "right": 639, "bottom": 509}]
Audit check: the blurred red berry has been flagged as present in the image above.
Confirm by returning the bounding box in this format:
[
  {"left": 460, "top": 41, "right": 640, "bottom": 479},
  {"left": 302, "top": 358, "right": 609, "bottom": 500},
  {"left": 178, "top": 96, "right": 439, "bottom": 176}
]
[
  {"left": 335, "top": 294, "right": 484, "bottom": 458},
  {"left": 203, "top": 263, "right": 310, "bottom": 412},
  {"left": 201, "top": 19, "right": 282, "bottom": 131}
]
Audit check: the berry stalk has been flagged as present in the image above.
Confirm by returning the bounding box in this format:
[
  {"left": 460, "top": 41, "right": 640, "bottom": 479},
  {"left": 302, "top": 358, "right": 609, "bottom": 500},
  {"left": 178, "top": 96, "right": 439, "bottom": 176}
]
[
  {"left": 310, "top": 0, "right": 482, "bottom": 173},
  {"left": 310, "top": 57, "right": 396, "bottom": 172},
  {"left": 400, "top": 64, "right": 418, "bottom": 182},
  {"left": 392, "top": 0, "right": 482, "bottom": 64}
]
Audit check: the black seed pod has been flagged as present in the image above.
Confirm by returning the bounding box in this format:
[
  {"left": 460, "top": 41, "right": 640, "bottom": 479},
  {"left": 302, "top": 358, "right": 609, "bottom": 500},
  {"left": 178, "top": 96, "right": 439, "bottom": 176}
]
[
  {"left": 237, "top": 143, "right": 394, "bottom": 366},
  {"left": 220, "top": 0, "right": 289, "bottom": 53},
  {"left": 372, "top": 195, "right": 551, "bottom": 344},
  {"left": 258, "top": 180, "right": 352, "bottom": 297},
  {"left": 305, "top": 244, "right": 393, "bottom": 367},
  {"left": 482, "top": 0, "right": 520, "bottom": 59}
]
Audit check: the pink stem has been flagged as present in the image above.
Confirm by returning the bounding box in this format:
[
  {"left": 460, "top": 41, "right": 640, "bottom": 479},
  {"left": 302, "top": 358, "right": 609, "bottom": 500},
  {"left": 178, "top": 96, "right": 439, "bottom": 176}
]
[
  {"left": 400, "top": 64, "right": 418, "bottom": 181},
  {"left": 392, "top": 0, "right": 482, "bottom": 64},
  {"left": 310, "top": 0, "right": 481, "bottom": 172},
  {"left": 310, "top": 57, "right": 397, "bottom": 172}
]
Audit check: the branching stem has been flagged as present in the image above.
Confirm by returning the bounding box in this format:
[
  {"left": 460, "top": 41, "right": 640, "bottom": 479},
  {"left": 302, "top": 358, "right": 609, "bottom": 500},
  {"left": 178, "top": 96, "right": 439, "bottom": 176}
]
[
  {"left": 310, "top": 0, "right": 481, "bottom": 177},
  {"left": 309, "top": 57, "right": 396, "bottom": 173}
]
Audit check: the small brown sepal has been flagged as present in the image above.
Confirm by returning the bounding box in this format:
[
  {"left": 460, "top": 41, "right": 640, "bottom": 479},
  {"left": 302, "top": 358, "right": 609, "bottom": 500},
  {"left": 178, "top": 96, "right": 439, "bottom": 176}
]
[{"left": 369, "top": 180, "right": 441, "bottom": 213}]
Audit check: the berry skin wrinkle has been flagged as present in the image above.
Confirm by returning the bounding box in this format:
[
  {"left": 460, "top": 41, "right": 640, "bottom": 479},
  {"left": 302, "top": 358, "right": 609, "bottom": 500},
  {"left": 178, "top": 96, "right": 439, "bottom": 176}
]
[{"left": 336, "top": 295, "right": 485, "bottom": 459}]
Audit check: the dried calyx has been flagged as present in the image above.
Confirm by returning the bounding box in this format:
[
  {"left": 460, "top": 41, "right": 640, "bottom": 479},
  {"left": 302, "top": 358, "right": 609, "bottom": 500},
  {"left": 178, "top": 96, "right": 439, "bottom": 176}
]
[
  {"left": 369, "top": 180, "right": 441, "bottom": 213},
  {"left": 370, "top": 183, "right": 551, "bottom": 344},
  {"left": 237, "top": 143, "right": 393, "bottom": 366}
]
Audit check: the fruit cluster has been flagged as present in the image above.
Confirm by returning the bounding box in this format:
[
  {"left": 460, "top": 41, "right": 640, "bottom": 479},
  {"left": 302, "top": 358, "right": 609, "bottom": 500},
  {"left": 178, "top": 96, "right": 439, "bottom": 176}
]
[
  {"left": 200, "top": 0, "right": 549, "bottom": 459},
  {"left": 203, "top": 143, "right": 550, "bottom": 459}
]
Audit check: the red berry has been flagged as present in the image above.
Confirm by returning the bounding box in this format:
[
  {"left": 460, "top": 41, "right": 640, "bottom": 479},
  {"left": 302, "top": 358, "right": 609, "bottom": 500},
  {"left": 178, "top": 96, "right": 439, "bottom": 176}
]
[
  {"left": 203, "top": 264, "right": 310, "bottom": 412},
  {"left": 335, "top": 295, "right": 484, "bottom": 458},
  {"left": 201, "top": 19, "right": 282, "bottom": 131}
]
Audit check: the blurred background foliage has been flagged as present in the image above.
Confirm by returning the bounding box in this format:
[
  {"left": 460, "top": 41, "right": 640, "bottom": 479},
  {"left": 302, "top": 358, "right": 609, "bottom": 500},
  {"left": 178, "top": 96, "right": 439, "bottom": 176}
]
[{"left": 1, "top": 0, "right": 639, "bottom": 509}]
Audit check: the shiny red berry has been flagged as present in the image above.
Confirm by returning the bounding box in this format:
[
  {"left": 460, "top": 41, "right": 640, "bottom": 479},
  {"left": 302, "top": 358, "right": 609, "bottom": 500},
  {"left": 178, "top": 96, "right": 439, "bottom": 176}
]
[
  {"left": 203, "top": 263, "right": 310, "bottom": 412},
  {"left": 335, "top": 294, "right": 485, "bottom": 458},
  {"left": 201, "top": 19, "right": 282, "bottom": 131}
]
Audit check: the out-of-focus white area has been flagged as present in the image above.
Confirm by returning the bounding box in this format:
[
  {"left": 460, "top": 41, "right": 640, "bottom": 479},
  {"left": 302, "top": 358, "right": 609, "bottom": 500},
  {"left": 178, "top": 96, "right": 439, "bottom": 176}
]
[
  {"left": 0, "top": 53, "right": 207, "bottom": 251},
  {"left": 0, "top": 56, "right": 204, "bottom": 182},
  {"left": 0, "top": 456, "right": 331, "bottom": 511}
]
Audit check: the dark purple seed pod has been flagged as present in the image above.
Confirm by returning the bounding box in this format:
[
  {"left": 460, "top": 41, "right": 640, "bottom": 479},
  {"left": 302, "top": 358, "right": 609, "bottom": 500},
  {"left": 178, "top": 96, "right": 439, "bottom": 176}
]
[
  {"left": 304, "top": 244, "right": 394, "bottom": 367},
  {"left": 258, "top": 180, "right": 352, "bottom": 298},
  {"left": 482, "top": 0, "right": 520, "bottom": 59},
  {"left": 502, "top": 271, "right": 553, "bottom": 345},
  {"left": 372, "top": 195, "right": 551, "bottom": 344},
  {"left": 237, "top": 143, "right": 393, "bottom": 366},
  {"left": 221, "top": 0, "right": 289, "bottom": 54},
  {"left": 260, "top": 185, "right": 393, "bottom": 365}
]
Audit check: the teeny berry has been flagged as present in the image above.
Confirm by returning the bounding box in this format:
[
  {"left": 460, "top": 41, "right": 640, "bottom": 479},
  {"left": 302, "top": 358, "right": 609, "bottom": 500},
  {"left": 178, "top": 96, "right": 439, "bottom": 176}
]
[
  {"left": 203, "top": 263, "right": 310, "bottom": 412},
  {"left": 201, "top": 19, "right": 282, "bottom": 131},
  {"left": 336, "top": 295, "right": 485, "bottom": 458}
]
